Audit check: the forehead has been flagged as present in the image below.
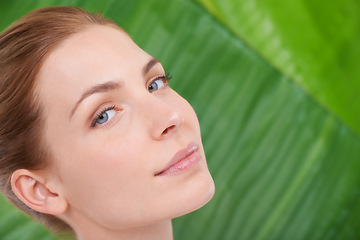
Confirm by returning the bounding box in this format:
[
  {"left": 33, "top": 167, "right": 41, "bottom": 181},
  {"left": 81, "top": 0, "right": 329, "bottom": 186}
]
[
  {"left": 39, "top": 25, "right": 148, "bottom": 80},
  {"left": 36, "top": 25, "right": 151, "bottom": 109}
]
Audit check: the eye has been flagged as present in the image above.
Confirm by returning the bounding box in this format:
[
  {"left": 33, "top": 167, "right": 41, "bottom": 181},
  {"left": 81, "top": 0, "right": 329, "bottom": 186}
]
[
  {"left": 148, "top": 79, "right": 165, "bottom": 93},
  {"left": 148, "top": 74, "right": 172, "bottom": 93},
  {"left": 91, "top": 106, "right": 116, "bottom": 127}
]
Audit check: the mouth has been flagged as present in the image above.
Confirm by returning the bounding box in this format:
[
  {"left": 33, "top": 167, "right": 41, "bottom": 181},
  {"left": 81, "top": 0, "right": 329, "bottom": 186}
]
[{"left": 155, "top": 142, "right": 202, "bottom": 176}]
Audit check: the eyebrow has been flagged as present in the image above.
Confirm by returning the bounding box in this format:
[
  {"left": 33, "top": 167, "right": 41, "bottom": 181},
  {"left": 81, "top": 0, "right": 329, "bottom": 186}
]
[
  {"left": 69, "top": 57, "right": 161, "bottom": 119},
  {"left": 143, "top": 57, "right": 160, "bottom": 76},
  {"left": 69, "top": 81, "right": 122, "bottom": 119}
]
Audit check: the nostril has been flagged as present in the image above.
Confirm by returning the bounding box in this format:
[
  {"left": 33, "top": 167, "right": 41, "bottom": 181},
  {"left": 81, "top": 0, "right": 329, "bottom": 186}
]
[{"left": 162, "top": 125, "right": 176, "bottom": 135}]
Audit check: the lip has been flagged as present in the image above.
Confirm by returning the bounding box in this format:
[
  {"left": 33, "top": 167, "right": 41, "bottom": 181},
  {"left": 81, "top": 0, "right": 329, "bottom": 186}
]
[{"left": 155, "top": 142, "right": 202, "bottom": 176}]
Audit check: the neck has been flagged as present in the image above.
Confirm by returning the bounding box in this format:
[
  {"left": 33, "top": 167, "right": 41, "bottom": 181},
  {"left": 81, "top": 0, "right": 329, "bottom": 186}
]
[{"left": 74, "top": 219, "right": 173, "bottom": 240}]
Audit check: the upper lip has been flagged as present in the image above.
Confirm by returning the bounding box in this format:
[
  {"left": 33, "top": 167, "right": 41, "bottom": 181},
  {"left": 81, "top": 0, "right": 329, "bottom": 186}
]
[{"left": 155, "top": 142, "right": 198, "bottom": 176}]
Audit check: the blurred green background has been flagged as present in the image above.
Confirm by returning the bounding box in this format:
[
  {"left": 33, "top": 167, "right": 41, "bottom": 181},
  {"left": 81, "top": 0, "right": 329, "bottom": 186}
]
[{"left": 1, "top": 0, "right": 360, "bottom": 239}]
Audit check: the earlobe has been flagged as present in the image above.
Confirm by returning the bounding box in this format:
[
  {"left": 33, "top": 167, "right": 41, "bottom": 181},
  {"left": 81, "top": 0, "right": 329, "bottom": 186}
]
[{"left": 11, "top": 169, "right": 68, "bottom": 215}]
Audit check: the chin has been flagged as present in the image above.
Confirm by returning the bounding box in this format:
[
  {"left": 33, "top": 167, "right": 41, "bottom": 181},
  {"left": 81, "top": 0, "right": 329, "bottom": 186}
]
[
  {"left": 191, "top": 171, "right": 215, "bottom": 210},
  {"left": 172, "top": 169, "right": 215, "bottom": 219}
]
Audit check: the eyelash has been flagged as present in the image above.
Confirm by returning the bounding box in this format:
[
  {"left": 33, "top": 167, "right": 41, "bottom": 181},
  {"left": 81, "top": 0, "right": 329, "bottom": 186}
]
[
  {"left": 90, "top": 105, "right": 116, "bottom": 128},
  {"left": 165, "top": 72, "right": 172, "bottom": 81}
]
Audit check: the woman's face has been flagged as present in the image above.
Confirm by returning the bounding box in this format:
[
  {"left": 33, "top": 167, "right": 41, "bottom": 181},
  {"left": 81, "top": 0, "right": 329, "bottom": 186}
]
[{"left": 36, "top": 25, "right": 214, "bottom": 229}]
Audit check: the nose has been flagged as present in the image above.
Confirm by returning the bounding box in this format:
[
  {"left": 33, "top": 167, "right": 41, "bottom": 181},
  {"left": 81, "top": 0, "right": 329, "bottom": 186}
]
[{"left": 141, "top": 95, "right": 184, "bottom": 140}]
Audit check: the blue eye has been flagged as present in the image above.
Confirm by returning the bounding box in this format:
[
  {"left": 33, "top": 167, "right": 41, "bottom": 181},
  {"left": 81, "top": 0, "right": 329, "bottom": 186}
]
[
  {"left": 148, "top": 79, "right": 165, "bottom": 93},
  {"left": 148, "top": 73, "right": 172, "bottom": 93},
  {"left": 91, "top": 106, "right": 116, "bottom": 127}
]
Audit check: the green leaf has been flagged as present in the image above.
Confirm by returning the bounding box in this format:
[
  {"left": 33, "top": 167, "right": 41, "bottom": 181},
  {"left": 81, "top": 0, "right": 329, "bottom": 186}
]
[
  {"left": 1, "top": 0, "right": 360, "bottom": 239},
  {"left": 196, "top": 0, "right": 360, "bottom": 135}
]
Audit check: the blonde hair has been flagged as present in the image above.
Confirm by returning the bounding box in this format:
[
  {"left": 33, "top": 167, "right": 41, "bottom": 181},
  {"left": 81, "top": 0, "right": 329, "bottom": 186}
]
[{"left": 0, "top": 6, "right": 120, "bottom": 232}]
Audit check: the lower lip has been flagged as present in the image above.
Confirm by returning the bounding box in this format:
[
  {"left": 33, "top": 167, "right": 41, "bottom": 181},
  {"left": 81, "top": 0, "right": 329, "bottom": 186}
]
[{"left": 156, "top": 151, "right": 202, "bottom": 176}]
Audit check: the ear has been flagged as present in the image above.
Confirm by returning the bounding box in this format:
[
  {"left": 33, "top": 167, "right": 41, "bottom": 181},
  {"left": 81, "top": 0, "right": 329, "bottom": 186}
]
[{"left": 11, "top": 169, "right": 68, "bottom": 215}]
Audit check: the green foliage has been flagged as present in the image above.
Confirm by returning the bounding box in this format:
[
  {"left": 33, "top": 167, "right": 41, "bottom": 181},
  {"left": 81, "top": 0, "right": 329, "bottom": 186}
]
[
  {"left": 197, "top": 0, "right": 360, "bottom": 135},
  {"left": 0, "top": 0, "right": 359, "bottom": 239}
]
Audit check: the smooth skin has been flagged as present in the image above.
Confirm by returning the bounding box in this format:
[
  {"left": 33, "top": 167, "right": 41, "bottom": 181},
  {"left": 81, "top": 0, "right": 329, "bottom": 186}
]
[{"left": 11, "top": 25, "right": 215, "bottom": 240}]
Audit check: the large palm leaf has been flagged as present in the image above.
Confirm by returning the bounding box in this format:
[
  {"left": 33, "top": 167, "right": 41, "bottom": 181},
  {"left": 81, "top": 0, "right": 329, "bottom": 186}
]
[{"left": 0, "top": 0, "right": 359, "bottom": 239}]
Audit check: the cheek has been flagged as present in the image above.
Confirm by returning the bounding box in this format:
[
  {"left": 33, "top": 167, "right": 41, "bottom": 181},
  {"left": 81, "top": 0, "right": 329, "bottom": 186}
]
[
  {"left": 52, "top": 137, "right": 154, "bottom": 226},
  {"left": 56, "top": 134, "right": 148, "bottom": 189},
  {"left": 48, "top": 119, "right": 147, "bottom": 191}
]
